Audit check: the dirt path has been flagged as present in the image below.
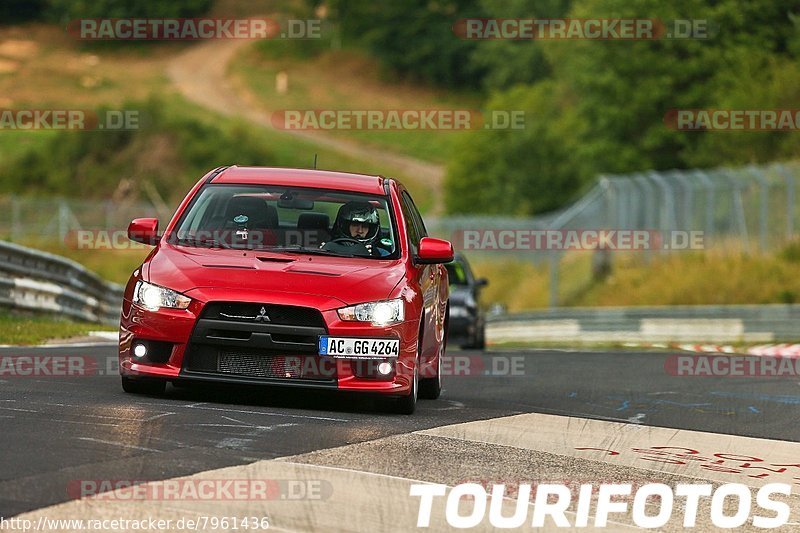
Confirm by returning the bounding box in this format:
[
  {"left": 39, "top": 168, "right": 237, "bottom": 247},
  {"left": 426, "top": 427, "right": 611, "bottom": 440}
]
[{"left": 166, "top": 40, "right": 445, "bottom": 212}]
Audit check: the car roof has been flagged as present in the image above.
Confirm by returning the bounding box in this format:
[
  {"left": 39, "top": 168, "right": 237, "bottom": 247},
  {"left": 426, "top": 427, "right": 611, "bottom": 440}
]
[{"left": 209, "top": 166, "right": 388, "bottom": 195}]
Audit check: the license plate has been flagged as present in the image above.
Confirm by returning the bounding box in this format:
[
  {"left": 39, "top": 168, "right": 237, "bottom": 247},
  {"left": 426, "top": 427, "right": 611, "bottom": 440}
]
[{"left": 318, "top": 337, "right": 400, "bottom": 358}]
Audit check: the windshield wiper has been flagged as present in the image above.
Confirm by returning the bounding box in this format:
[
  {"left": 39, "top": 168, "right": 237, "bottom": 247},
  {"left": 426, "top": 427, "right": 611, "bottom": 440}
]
[{"left": 268, "top": 245, "right": 356, "bottom": 258}]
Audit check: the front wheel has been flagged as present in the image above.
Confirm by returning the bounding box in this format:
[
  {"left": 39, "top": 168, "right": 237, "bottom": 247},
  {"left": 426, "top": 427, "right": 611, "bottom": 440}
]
[
  {"left": 394, "top": 362, "right": 417, "bottom": 414},
  {"left": 419, "top": 345, "right": 443, "bottom": 400},
  {"left": 121, "top": 376, "right": 166, "bottom": 395}
]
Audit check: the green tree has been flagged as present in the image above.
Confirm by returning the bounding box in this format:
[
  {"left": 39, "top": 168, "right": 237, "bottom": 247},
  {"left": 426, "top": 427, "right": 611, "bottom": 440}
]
[
  {"left": 446, "top": 81, "right": 588, "bottom": 215},
  {"left": 326, "top": 0, "right": 485, "bottom": 88},
  {"left": 447, "top": 0, "right": 800, "bottom": 215},
  {"left": 470, "top": 0, "right": 572, "bottom": 90},
  {"left": 46, "top": 0, "right": 213, "bottom": 21}
]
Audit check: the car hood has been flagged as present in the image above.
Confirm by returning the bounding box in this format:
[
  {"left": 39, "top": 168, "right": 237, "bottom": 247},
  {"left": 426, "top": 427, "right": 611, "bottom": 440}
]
[{"left": 144, "top": 245, "right": 404, "bottom": 309}]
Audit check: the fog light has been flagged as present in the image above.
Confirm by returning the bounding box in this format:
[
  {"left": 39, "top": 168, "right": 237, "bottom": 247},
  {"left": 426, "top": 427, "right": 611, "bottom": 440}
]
[
  {"left": 133, "top": 343, "right": 147, "bottom": 358},
  {"left": 377, "top": 362, "right": 393, "bottom": 375}
]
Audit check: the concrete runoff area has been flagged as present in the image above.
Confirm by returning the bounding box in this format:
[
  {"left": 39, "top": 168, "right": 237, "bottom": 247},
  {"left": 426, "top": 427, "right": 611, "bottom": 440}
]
[{"left": 8, "top": 412, "right": 800, "bottom": 532}]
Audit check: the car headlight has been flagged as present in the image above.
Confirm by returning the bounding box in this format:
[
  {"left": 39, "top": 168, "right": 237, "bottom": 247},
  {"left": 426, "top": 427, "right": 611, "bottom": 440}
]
[
  {"left": 337, "top": 298, "right": 404, "bottom": 326},
  {"left": 450, "top": 306, "right": 469, "bottom": 318},
  {"left": 133, "top": 281, "right": 191, "bottom": 311},
  {"left": 464, "top": 293, "right": 476, "bottom": 309}
]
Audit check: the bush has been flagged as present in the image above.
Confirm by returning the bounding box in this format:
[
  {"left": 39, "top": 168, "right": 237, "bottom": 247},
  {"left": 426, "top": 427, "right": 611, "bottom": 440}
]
[
  {"left": 46, "top": 0, "right": 213, "bottom": 21},
  {"left": 0, "top": 97, "right": 277, "bottom": 201}
]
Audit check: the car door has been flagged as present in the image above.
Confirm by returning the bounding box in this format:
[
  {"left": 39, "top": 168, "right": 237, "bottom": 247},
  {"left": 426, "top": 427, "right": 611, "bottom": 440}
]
[{"left": 400, "top": 190, "right": 445, "bottom": 359}]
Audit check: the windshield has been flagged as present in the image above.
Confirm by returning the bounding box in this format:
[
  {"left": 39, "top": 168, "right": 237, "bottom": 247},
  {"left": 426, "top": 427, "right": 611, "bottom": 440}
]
[
  {"left": 445, "top": 261, "right": 469, "bottom": 285},
  {"left": 170, "top": 184, "right": 399, "bottom": 259}
]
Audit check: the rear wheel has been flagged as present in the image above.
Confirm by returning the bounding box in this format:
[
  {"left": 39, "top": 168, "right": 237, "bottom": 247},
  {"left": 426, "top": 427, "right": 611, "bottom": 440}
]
[
  {"left": 474, "top": 325, "right": 486, "bottom": 351},
  {"left": 121, "top": 376, "right": 166, "bottom": 395}
]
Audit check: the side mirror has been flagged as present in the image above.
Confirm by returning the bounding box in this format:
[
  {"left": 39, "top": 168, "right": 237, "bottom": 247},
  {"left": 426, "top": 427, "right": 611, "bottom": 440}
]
[
  {"left": 417, "top": 237, "right": 454, "bottom": 264},
  {"left": 476, "top": 278, "right": 489, "bottom": 288},
  {"left": 128, "top": 218, "right": 159, "bottom": 245}
]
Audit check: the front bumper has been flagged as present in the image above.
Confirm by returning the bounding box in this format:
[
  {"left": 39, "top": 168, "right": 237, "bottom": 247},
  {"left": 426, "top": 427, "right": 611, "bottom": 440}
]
[
  {"left": 447, "top": 306, "right": 479, "bottom": 346},
  {"left": 119, "top": 297, "right": 419, "bottom": 395}
]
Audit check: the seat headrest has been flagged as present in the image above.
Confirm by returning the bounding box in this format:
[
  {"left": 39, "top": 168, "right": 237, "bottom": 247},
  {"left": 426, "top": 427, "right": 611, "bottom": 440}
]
[
  {"left": 297, "top": 212, "right": 330, "bottom": 230},
  {"left": 224, "top": 196, "right": 277, "bottom": 228}
]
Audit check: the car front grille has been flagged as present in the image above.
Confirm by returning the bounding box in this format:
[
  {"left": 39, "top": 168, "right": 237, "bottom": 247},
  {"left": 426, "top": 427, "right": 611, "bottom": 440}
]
[
  {"left": 181, "top": 302, "right": 335, "bottom": 383},
  {"left": 216, "top": 350, "right": 336, "bottom": 380},
  {"left": 202, "top": 302, "right": 325, "bottom": 328}
]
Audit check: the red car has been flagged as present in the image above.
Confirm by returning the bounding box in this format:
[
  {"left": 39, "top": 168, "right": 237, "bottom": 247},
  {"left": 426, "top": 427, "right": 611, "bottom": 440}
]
[{"left": 119, "top": 166, "right": 453, "bottom": 414}]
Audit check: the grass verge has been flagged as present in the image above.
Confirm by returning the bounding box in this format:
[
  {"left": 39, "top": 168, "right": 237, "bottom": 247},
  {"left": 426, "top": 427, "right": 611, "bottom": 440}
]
[
  {"left": 469, "top": 242, "right": 800, "bottom": 312},
  {"left": 0, "top": 24, "right": 436, "bottom": 212},
  {"left": 0, "top": 311, "right": 115, "bottom": 345},
  {"left": 230, "top": 43, "right": 481, "bottom": 165}
]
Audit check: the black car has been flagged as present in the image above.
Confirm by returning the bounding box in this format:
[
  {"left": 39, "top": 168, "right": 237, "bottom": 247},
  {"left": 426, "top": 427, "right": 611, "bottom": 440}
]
[{"left": 446, "top": 253, "right": 488, "bottom": 350}]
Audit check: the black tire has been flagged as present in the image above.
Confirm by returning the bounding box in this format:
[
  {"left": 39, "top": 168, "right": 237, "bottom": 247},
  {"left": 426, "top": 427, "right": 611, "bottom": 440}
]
[
  {"left": 394, "top": 325, "right": 423, "bottom": 414},
  {"left": 393, "top": 363, "right": 418, "bottom": 414},
  {"left": 418, "top": 360, "right": 441, "bottom": 399},
  {"left": 420, "top": 315, "right": 446, "bottom": 400},
  {"left": 121, "top": 376, "right": 166, "bottom": 395},
  {"left": 475, "top": 326, "right": 486, "bottom": 351}
]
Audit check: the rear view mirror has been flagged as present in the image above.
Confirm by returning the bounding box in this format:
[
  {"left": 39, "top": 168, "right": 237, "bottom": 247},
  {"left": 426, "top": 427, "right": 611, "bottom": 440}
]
[
  {"left": 476, "top": 278, "right": 489, "bottom": 287},
  {"left": 278, "top": 191, "right": 314, "bottom": 210},
  {"left": 128, "top": 218, "right": 159, "bottom": 245}
]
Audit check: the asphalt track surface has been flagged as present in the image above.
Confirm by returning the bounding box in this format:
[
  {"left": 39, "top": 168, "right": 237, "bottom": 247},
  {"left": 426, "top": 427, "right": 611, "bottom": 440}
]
[{"left": 3, "top": 342, "right": 800, "bottom": 522}]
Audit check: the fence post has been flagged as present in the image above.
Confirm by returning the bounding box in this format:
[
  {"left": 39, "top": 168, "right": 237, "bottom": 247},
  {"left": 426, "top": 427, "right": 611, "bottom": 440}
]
[
  {"left": 692, "top": 170, "right": 714, "bottom": 242},
  {"left": 633, "top": 174, "right": 655, "bottom": 261},
  {"left": 672, "top": 170, "right": 694, "bottom": 230},
  {"left": 58, "top": 200, "right": 69, "bottom": 243},
  {"left": 777, "top": 164, "right": 795, "bottom": 241},
  {"left": 748, "top": 166, "right": 769, "bottom": 252},
  {"left": 727, "top": 170, "right": 750, "bottom": 251},
  {"left": 548, "top": 251, "right": 559, "bottom": 308},
  {"left": 10, "top": 194, "right": 20, "bottom": 242}
]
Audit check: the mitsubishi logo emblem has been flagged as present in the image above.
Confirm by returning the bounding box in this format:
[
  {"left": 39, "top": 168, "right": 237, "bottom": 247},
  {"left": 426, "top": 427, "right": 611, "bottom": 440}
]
[{"left": 255, "top": 306, "right": 270, "bottom": 322}]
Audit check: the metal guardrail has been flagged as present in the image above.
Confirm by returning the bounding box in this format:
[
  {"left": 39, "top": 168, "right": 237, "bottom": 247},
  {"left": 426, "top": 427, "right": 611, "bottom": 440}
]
[
  {"left": 0, "top": 240, "right": 123, "bottom": 325},
  {"left": 487, "top": 305, "right": 800, "bottom": 344}
]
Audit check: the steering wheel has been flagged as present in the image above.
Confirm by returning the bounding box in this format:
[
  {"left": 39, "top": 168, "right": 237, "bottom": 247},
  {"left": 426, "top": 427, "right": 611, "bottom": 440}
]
[
  {"left": 329, "top": 237, "right": 363, "bottom": 246},
  {"left": 322, "top": 237, "right": 371, "bottom": 255}
]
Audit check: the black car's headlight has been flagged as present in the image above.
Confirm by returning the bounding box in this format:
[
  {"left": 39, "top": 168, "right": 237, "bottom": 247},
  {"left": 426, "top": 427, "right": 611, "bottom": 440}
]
[
  {"left": 450, "top": 306, "right": 470, "bottom": 318},
  {"left": 133, "top": 281, "right": 191, "bottom": 311}
]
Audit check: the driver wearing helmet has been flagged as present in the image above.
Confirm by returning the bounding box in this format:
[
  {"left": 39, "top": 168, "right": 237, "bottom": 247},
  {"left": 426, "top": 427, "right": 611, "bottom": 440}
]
[{"left": 329, "top": 201, "right": 391, "bottom": 256}]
